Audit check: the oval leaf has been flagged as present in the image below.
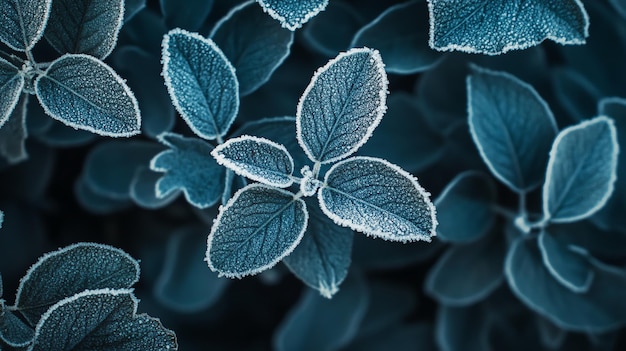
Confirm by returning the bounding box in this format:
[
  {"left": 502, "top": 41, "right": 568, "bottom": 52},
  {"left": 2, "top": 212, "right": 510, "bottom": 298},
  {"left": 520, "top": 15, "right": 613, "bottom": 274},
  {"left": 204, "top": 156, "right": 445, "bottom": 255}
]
[
  {"left": 84, "top": 140, "right": 163, "bottom": 200},
  {"left": 296, "top": 48, "right": 388, "bottom": 164},
  {"left": 0, "top": 57, "right": 25, "bottom": 130},
  {"left": 427, "top": 0, "right": 589, "bottom": 55},
  {"left": 468, "top": 65, "right": 557, "bottom": 192},
  {"left": 35, "top": 54, "right": 141, "bottom": 137},
  {"left": 0, "top": 305, "right": 34, "bottom": 347},
  {"left": 211, "top": 0, "right": 294, "bottom": 96},
  {"left": 151, "top": 132, "right": 225, "bottom": 209},
  {"left": 273, "top": 270, "right": 368, "bottom": 351},
  {"left": 435, "top": 171, "right": 496, "bottom": 243},
  {"left": 74, "top": 175, "right": 132, "bottom": 214},
  {"left": 44, "top": 0, "right": 123, "bottom": 59},
  {"left": 543, "top": 116, "right": 619, "bottom": 223},
  {"left": 283, "top": 199, "right": 354, "bottom": 298},
  {"left": 154, "top": 226, "right": 229, "bottom": 313},
  {"left": 425, "top": 236, "right": 505, "bottom": 306},
  {"left": 15, "top": 242, "right": 140, "bottom": 325},
  {"left": 212, "top": 135, "right": 294, "bottom": 188},
  {"left": 30, "top": 289, "right": 177, "bottom": 351},
  {"left": 256, "top": 0, "right": 328, "bottom": 31},
  {"left": 207, "top": 184, "right": 308, "bottom": 278},
  {"left": 0, "top": 93, "right": 28, "bottom": 164},
  {"left": 162, "top": 28, "right": 238, "bottom": 140},
  {"left": 319, "top": 156, "right": 437, "bottom": 242},
  {"left": 506, "top": 237, "right": 626, "bottom": 332},
  {"left": 538, "top": 231, "right": 594, "bottom": 293},
  {"left": 301, "top": 1, "right": 363, "bottom": 57},
  {"left": 0, "top": 0, "right": 51, "bottom": 51},
  {"left": 351, "top": 0, "right": 442, "bottom": 74}
]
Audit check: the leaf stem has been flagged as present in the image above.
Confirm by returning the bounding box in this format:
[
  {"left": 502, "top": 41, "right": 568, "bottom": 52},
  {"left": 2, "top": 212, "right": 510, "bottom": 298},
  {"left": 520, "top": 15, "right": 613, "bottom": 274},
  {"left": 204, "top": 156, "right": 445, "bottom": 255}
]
[{"left": 0, "top": 48, "right": 25, "bottom": 67}]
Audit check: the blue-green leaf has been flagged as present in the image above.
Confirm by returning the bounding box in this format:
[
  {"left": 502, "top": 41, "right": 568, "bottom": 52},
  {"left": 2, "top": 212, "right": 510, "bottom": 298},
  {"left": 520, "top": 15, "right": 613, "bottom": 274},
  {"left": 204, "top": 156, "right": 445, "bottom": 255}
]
[
  {"left": 160, "top": 0, "right": 213, "bottom": 31},
  {"left": 30, "top": 289, "right": 177, "bottom": 351},
  {"left": 256, "top": 0, "right": 328, "bottom": 30},
  {"left": 352, "top": 234, "right": 443, "bottom": 270},
  {"left": 273, "top": 270, "right": 368, "bottom": 351},
  {"left": 35, "top": 54, "right": 141, "bottom": 137},
  {"left": 0, "top": 57, "right": 24, "bottom": 130},
  {"left": 506, "top": 237, "right": 626, "bottom": 332},
  {"left": 0, "top": 0, "right": 51, "bottom": 51},
  {"left": 543, "top": 116, "right": 619, "bottom": 223},
  {"left": 36, "top": 119, "right": 96, "bottom": 147},
  {"left": 154, "top": 226, "right": 229, "bottom": 313},
  {"left": 0, "top": 302, "right": 33, "bottom": 347},
  {"left": 608, "top": 0, "right": 626, "bottom": 19},
  {"left": 74, "top": 175, "right": 132, "bottom": 214},
  {"left": 297, "top": 47, "right": 388, "bottom": 164},
  {"left": 84, "top": 140, "right": 163, "bottom": 200},
  {"left": 111, "top": 46, "right": 175, "bottom": 138},
  {"left": 212, "top": 135, "right": 294, "bottom": 188},
  {"left": 151, "top": 132, "right": 225, "bottom": 209},
  {"left": 426, "top": 236, "right": 504, "bottom": 306},
  {"left": 15, "top": 242, "right": 140, "bottom": 326},
  {"left": 550, "top": 67, "right": 601, "bottom": 124},
  {"left": 427, "top": 0, "right": 589, "bottom": 55},
  {"left": 537, "top": 316, "right": 567, "bottom": 350},
  {"left": 123, "top": 0, "right": 145, "bottom": 22},
  {"left": 0, "top": 94, "right": 28, "bottom": 164},
  {"left": 319, "top": 156, "right": 437, "bottom": 242},
  {"left": 301, "top": 1, "right": 363, "bottom": 57},
  {"left": 538, "top": 231, "right": 594, "bottom": 293},
  {"left": 44, "top": 0, "right": 123, "bottom": 59},
  {"left": 207, "top": 184, "right": 308, "bottom": 278},
  {"left": 283, "top": 200, "right": 353, "bottom": 298},
  {"left": 129, "top": 167, "right": 178, "bottom": 209},
  {"left": 351, "top": 0, "right": 442, "bottom": 74},
  {"left": 435, "top": 171, "right": 496, "bottom": 243},
  {"left": 162, "top": 28, "right": 238, "bottom": 141},
  {"left": 211, "top": 0, "right": 293, "bottom": 96},
  {"left": 468, "top": 66, "right": 557, "bottom": 192},
  {"left": 436, "top": 305, "right": 490, "bottom": 351}
]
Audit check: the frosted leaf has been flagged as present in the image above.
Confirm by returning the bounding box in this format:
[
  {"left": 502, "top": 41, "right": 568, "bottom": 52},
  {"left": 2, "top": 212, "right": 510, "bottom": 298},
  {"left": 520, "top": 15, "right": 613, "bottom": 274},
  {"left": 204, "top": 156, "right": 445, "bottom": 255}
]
[
  {"left": 35, "top": 54, "right": 141, "bottom": 137},
  {"left": 427, "top": 0, "right": 589, "bottom": 55},
  {"left": 543, "top": 116, "right": 619, "bottom": 223},
  {"left": 44, "top": 0, "right": 124, "bottom": 59},
  {"left": 129, "top": 166, "right": 178, "bottom": 209},
  {"left": 151, "top": 132, "right": 225, "bottom": 209},
  {"left": 538, "top": 231, "right": 594, "bottom": 293},
  {"left": 319, "top": 156, "right": 437, "bottom": 242},
  {"left": 297, "top": 48, "right": 388, "bottom": 164},
  {"left": 468, "top": 65, "right": 558, "bottom": 193},
  {"left": 31, "top": 289, "right": 178, "bottom": 351},
  {"left": 206, "top": 184, "right": 308, "bottom": 278},
  {"left": 161, "top": 28, "right": 238, "bottom": 140},
  {"left": 256, "top": 0, "right": 328, "bottom": 31},
  {"left": 0, "top": 0, "right": 51, "bottom": 51},
  {"left": 0, "top": 57, "right": 24, "bottom": 130},
  {"left": 0, "top": 94, "right": 28, "bottom": 164},
  {"left": 211, "top": 135, "right": 294, "bottom": 188},
  {"left": 15, "top": 242, "right": 140, "bottom": 325},
  {"left": 0, "top": 302, "right": 34, "bottom": 347},
  {"left": 211, "top": 0, "right": 294, "bottom": 95},
  {"left": 299, "top": 166, "right": 320, "bottom": 197}
]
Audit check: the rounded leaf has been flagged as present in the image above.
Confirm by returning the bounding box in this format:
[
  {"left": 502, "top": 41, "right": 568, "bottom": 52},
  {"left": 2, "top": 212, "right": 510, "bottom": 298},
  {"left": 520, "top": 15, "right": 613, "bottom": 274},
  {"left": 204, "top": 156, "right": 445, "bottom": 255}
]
[
  {"left": 319, "top": 156, "right": 437, "bottom": 242},
  {"left": 207, "top": 184, "right": 308, "bottom": 278},
  {"left": 297, "top": 48, "right": 388, "bottom": 164},
  {"left": 538, "top": 231, "right": 594, "bottom": 293},
  {"left": 0, "top": 58, "right": 24, "bottom": 130},
  {"left": 35, "top": 54, "right": 141, "bottom": 137},
  {"left": 0, "top": 0, "right": 51, "bottom": 51}
]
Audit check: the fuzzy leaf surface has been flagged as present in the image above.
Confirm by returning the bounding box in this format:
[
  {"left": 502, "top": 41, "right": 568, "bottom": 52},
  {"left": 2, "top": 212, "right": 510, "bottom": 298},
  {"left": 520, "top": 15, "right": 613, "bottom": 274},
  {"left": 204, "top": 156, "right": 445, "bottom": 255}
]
[
  {"left": 35, "top": 54, "right": 141, "bottom": 137},
  {"left": 468, "top": 66, "right": 557, "bottom": 192},
  {"left": 283, "top": 200, "right": 353, "bottom": 298},
  {"left": 162, "top": 28, "right": 238, "bottom": 140},
  {"left": 211, "top": 0, "right": 294, "bottom": 96},
  {"left": 543, "top": 116, "right": 619, "bottom": 223},
  {"left": 297, "top": 48, "right": 388, "bottom": 163},
  {"left": 435, "top": 171, "right": 496, "bottom": 243},
  {"left": 151, "top": 133, "right": 225, "bottom": 209},
  {"left": 351, "top": 0, "right": 441, "bottom": 74},
  {"left": 428, "top": 0, "right": 589, "bottom": 55},
  {"left": 15, "top": 243, "right": 140, "bottom": 325},
  {"left": 212, "top": 135, "right": 294, "bottom": 188},
  {"left": 538, "top": 231, "right": 594, "bottom": 293},
  {"left": 207, "top": 184, "right": 307, "bottom": 278},
  {"left": 320, "top": 157, "right": 436, "bottom": 242},
  {"left": 0, "top": 306, "right": 34, "bottom": 347},
  {"left": 256, "top": 0, "right": 328, "bottom": 30},
  {"left": 0, "top": 0, "right": 51, "bottom": 51},
  {"left": 0, "top": 57, "right": 24, "bottom": 130},
  {"left": 44, "top": 0, "right": 123, "bottom": 59},
  {"left": 30, "top": 289, "right": 177, "bottom": 351}
]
